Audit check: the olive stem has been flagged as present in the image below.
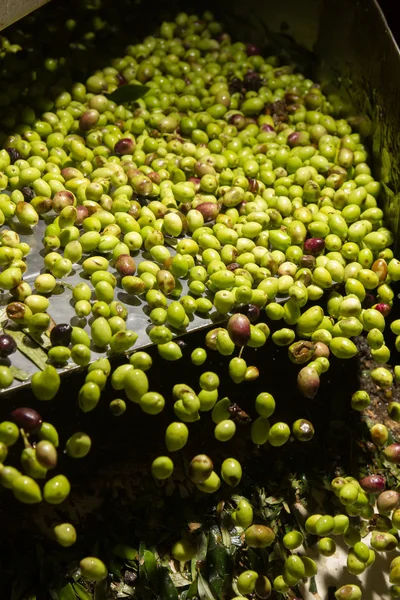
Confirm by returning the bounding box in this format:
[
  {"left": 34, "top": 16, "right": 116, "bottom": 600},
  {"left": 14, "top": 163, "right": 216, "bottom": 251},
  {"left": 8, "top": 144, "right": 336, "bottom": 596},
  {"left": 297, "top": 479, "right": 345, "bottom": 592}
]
[{"left": 20, "top": 428, "right": 32, "bottom": 449}]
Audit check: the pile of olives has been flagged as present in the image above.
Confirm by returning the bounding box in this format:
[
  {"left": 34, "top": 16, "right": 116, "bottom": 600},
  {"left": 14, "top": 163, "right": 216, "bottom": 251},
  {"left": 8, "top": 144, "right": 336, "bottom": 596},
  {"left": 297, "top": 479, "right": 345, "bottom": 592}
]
[{"left": 0, "top": 1, "right": 399, "bottom": 598}]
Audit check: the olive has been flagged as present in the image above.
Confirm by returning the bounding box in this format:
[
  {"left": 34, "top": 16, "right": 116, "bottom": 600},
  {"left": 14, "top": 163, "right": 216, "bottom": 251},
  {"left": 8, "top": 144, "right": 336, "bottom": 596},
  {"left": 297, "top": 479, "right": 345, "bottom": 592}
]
[
  {"left": 0, "top": 333, "right": 17, "bottom": 357},
  {"left": 188, "top": 454, "right": 213, "bottom": 484},
  {"left": 54, "top": 523, "right": 77, "bottom": 547},
  {"left": 49, "top": 323, "right": 73, "bottom": 347},
  {"left": 292, "top": 418, "right": 315, "bottom": 442},
  {"left": 245, "top": 524, "right": 275, "bottom": 548},
  {"left": 65, "top": 432, "right": 92, "bottom": 458},
  {"left": 10, "top": 407, "right": 42, "bottom": 434},
  {"left": 151, "top": 456, "right": 174, "bottom": 480},
  {"left": 0, "top": 421, "right": 19, "bottom": 446},
  {"left": 171, "top": 539, "right": 196, "bottom": 562},
  {"left": 227, "top": 313, "right": 251, "bottom": 346},
  {"left": 221, "top": 458, "right": 242, "bottom": 487},
  {"left": 43, "top": 474, "right": 71, "bottom": 504},
  {"left": 38, "top": 422, "right": 59, "bottom": 447},
  {"left": 12, "top": 474, "right": 42, "bottom": 504},
  {"left": 36, "top": 440, "right": 58, "bottom": 469},
  {"left": 237, "top": 570, "right": 258, "bottom": 595},
  {"left": 109, "top": 399, "right": 126, "bottom": 416},
  {"left": 80, "top": 557, "right": 108, "bottom": 582}
]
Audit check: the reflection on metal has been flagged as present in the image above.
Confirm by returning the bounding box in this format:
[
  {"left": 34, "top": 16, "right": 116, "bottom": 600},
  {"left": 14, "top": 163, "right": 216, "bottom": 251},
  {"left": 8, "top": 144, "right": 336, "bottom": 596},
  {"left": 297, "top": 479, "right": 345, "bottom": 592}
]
[{"left": 0, "top": 0, "right": 51, "bottom": 32}]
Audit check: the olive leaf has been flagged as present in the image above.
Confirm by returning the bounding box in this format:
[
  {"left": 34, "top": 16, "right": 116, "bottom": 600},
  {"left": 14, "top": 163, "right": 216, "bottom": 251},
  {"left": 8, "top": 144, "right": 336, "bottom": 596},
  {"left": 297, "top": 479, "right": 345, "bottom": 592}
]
[
  {"left": 159, "top": 567, "right": 179, "bottom": 600},
  {"left": 197, "top": 573, "right": 216, "bottom": 600},
  {"left": 106, "top": 84, "right": 149, "bottom": 104},
  {"left": 58, "top": 583, "right": 77, "bottom": 600},
  {"left": 73, "top": 582, "right": 93, "bottom": 600},
  {"left": 4, "top": 328, "right": 48, "bottom": 370},
  {"left": 9, "top": 365, "right": 30, "bottom": 381}
]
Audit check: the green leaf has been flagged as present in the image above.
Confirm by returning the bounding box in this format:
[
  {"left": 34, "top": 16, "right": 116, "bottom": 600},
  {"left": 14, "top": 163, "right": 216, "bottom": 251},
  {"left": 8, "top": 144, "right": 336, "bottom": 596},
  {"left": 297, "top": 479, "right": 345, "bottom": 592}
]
[
  {"left": 73, "top": 583, "right": 92, "bottom": 600},
  {"left": 9, "top": 365, "right": 30, "bottom": 381},
  {"left": 4, "top": 328, "right": 48, "bottom": 370},
  {"left": 106, "top": 84, "right": 149, "bottom": 104},
  {"left": 59, "top": 584, "right": 77, "bottom": 600},
  {"left": 169, "top": 572, "right": 191, "bottom": 587},
  {"left": 143, "top": 549, "right": 158, "bottom": 587},
  {"left": 197, "top": 573, "right": 216, "bottom": 600},
  {"left": 159, "top": 568, "right": 179, "bottom": 600}
]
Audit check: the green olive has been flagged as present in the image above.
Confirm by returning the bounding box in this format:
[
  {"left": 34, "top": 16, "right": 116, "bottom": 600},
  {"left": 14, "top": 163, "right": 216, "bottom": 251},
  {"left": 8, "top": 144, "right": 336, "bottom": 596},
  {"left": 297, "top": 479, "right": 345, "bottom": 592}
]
[
  {"left": 54, "top": 523, "right": 77, "bottom": 547},
  {"left": 43, "top": 474, "right": 71, "bottom": 504},
  {"left": 80, "top": 557, "right": 108, "bottom": 582}
]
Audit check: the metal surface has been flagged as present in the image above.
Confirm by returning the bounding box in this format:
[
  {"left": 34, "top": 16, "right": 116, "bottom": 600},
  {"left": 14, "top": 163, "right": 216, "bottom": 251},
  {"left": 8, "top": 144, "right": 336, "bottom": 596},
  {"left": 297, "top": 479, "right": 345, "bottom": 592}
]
[
  {"left": 0, "top": 0, "right": 51, "bottom": 31},
  {"left": 0, "top": 219, "right": 225, "bottom": 394}
]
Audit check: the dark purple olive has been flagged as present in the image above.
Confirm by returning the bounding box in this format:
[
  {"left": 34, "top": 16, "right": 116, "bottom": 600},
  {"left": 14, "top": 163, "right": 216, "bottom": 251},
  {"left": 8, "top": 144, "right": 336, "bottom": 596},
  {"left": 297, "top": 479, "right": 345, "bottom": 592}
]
[
  {"left": 244, "top": 304, "right": 260, "bottom": 323},
  {"left": 10, "top": 407, "right": 42, "bottom": 433},
  {"left": 21, "top": 186, "right": 35, "bottom": 202},
  {"left": 114, "top": 138, "right": 135, "bottom": 156},
  {"left": 50, "top": 324, "right": 72, "bottom": 347},
  {"left": 359, "top": 474, "right": 386, "bottom": 494},
  {"left": 0, "top": 333, "right": 17, "bottom": 358},
  {"left": 6, "top": 147, "right": 21, "bottom": 164},
  {"left": 227, "top": 313, "right": 251, "bottom": 347},
  {"left": 115, "top": 254, "right": 136, "bottom": 277},
  {"left": 228, "top": 77, "right": 243, "bottom": 95},
  {"left": 304, "top": 237, "right": 325, "bottom": 256},
  {"left": 297, "top": 366, "right": 320, "bottom": 399},
  {"left": 195, "top": 202, "right": 220, "bottom": 222},
  {"left": 175, "top": 339, "right": 187, "bottom": 351},
  {"left": 384, "top": 443, "right": 400, "bottom": 464},
  {"left": 246, "top": 43, "right": 261, "bottom": 56},
  {"left": 243, "top": 71, "right": 262, "bottom": 91},
  {"left": 75, "top": 205, "right": 89, "bottom": 225}
]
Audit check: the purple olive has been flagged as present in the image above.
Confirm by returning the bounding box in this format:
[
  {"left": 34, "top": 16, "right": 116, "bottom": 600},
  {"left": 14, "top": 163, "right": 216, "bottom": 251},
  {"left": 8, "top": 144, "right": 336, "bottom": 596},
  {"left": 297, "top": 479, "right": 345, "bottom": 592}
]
[
  {"left": 50, "top": 324, "right": 72, "bottom": 347},
  {"left": 384, "top": 444, "right": 400, "bottom": 464},
  {"left": 244, "top": 304, "right": 260, "bottom": 323},
  {"left": 115, "top": 254, "right": 136, "bottom": 277},
  {"left": 10, "top": 407, "right": 42, "bottom": 433},
  {"left": 21, "top": 186, "right": 35, "bottom": 202},
  {"left": 246, "top": 43, "right": 261, "bottom": 56},
  {"left": 79, "top": 109, "right": 99, "bottom": 131},
  {"left": 75, "top": 205, "right": 89, "bottom": 225},
  {"left": 52, "top": 190, "right": 75, "bottom": 213},
  {"left": 195, "top": 202, "right": 220, "bottom": 222},
  {"left": 227, "top": 313, "right": 251, "bottom": 347},
  {"left": 374, "top": 303, "right": 391, "bottom": 317},
  {"left": 6, "top": 147, "right": 21, "bottom": 164},
  {"left": 359, "top": 474, "right": 386, "bottom": 494},
  {"left": 297, "top": 366, "right": 320, "bottom": 399},
  {"left": 0, "top": 334, "right": 17, "bottom": 358},
  {"left": 243, "top": 71, "right": 262, "bottom": 91},
  {"left": 304, "top": 237, "right": 325, "bottom": 256},
  {"left": 260, "top": 123, "right": 275, "bottom": 132},
  {"left": 114, "top": 138, "right": 135, "bottom": 156}
]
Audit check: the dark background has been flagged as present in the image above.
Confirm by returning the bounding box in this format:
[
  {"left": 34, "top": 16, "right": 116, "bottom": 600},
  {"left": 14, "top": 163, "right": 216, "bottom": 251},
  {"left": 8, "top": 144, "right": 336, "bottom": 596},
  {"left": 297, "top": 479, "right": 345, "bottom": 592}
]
[{"left": 378, "top": 0, "right": 400, "bottom": 43}]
